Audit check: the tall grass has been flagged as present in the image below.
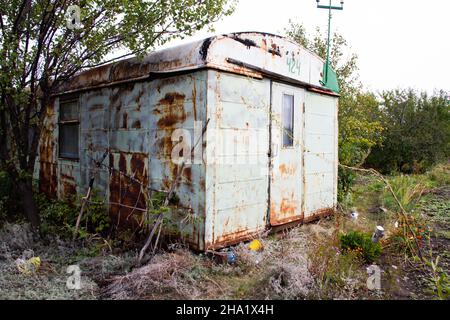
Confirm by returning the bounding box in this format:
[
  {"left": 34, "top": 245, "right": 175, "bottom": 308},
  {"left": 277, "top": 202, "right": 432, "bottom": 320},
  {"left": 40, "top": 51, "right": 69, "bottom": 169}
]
[{"left": 381, "top": 175, "right": 426, "bottom": 213}]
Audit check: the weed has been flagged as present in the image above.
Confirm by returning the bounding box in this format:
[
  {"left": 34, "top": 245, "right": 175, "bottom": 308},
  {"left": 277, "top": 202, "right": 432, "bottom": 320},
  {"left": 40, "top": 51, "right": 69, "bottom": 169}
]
[
  {"left": 426, "top": 163, "right": 450, "bottom": 187},
  {"left": 425, "top": 255, "right": 450, "bottom": 300},
  {"left": 36, "top": 191, "right": 110, "bottom": 240},
  {"left": 381, "top": 175, "right": 426, "bottom": 213},
  {"left": 307, "top": 232, "right": 366, "bottom": 299},
  {"left": 340, "top": 230, "right": 382, "bottom": 263}
]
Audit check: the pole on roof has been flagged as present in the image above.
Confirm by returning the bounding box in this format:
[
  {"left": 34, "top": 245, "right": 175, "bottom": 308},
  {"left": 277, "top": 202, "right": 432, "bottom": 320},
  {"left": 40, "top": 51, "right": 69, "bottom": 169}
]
[{"left": 316, "top": 0, "right": 344, "bottom": 88}]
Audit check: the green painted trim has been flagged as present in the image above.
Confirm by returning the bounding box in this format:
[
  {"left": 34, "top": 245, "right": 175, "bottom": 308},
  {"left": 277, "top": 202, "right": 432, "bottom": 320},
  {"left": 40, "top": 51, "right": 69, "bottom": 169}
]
[
  {"left": 321, "top": 62, "right": 340, "bottom": 93},
  {"left": 317, "top": 5, "right": 343, "bottom": 10}
]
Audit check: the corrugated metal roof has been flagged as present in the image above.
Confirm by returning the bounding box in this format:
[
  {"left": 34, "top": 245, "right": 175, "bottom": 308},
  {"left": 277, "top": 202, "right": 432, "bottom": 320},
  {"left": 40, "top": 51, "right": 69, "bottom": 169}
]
[{"left": 55, "top": 32, "right": 329, "bottom": 95}]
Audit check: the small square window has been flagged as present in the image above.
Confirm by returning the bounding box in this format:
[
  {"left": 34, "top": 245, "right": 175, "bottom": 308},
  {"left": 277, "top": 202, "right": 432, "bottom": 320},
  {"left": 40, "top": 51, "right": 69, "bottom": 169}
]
[
  {"left": 59, "top": 99, "right": 79, "bottom": 159},
  {"left": 60, "top": 100, "right": 79, "bottom": 121},
  {"left": 282, "top": 94, "right": 294, "bottom": 147}
]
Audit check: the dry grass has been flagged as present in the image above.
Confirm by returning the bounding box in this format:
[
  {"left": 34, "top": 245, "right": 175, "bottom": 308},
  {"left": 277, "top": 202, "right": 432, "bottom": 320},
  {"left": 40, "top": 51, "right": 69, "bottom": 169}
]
[
  {"left": 104, "top": 249, "right": 207, "bottom": 299},
  {"left": 103, "top": 228, "right": 317, "bottom": 300},
  {"left": 101, "top": 218, "right": 372, "bottom": 300},
  {"left": 0, "top": 217, "right": 375, "bottom": 300},
  {"left": 0, "top": 223, "right": 98, "bottom": 299},
  {"left": 262, "top": 228, "right": 315, "bottom": 299}
]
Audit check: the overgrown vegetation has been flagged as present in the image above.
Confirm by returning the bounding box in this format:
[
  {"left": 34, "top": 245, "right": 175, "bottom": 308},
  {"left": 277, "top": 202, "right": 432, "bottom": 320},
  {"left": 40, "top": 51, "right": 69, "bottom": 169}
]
[
  {"left": 348, "top": 163, "right": 450, "bottom": 299},
  {"left": 340, "top": 231, "right": 382, "bottom": 264},
  {"left": 0, "top": 163, "right": 448, "bottom": 300},
  {"left": 366, "top": 89, "right": 450, "bottom": 174},
  {"left": 34, "top": 191, "right": 110, "bottom": 240}
]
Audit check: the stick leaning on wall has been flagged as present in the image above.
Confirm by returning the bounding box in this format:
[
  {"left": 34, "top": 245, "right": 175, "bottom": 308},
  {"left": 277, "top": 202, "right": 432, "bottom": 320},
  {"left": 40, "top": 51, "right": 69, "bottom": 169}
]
[
  {"left": 137, "top": 118, "right": 210, "bottom": 264},
  {"left": 72, "top": 150, "right": 109, "bottom": 242}
]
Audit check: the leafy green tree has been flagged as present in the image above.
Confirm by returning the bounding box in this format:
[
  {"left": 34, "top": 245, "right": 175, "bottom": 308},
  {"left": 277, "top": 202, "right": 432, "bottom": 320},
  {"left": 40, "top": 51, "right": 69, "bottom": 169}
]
[
  {"left": 0, "top": 0, "right": 235, "bottom": 229},
  {"left": 285, "top": 21, "right": 383, "bottom": 198},
  {"left": 366, "top": 89, "right": 450, "bottom": 174}
]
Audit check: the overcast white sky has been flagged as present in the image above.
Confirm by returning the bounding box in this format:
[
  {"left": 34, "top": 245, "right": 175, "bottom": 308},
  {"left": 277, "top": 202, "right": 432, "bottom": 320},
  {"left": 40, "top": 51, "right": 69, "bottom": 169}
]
[{"left": 157, "top": 0, "right": 449, "bottom": 94}]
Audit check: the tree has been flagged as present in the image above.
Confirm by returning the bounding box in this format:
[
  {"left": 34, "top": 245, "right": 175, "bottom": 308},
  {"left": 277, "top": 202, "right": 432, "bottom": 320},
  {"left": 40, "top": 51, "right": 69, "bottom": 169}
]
[
  {"left": 0, "top": 0, "right": 236, "bottom": 230},
  {"left": 366, "top": 89, "right": 450, "bottom": 174},
  {"left": 285, "top": 21, "right": 383, "bottom": 198}
]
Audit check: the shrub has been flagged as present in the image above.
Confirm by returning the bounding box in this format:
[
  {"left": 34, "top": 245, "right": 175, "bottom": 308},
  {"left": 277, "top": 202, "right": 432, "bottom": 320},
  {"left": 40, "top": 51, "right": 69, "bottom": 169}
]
[
  {"left": 366, "top": 89, "right": 450, "bottom": 174},
  {"left": 36, "top": 192, "right": 78, "bottom": 238},
  {"left": 427, "top": 163, "right": 450, "bottom": 187},
  {"left": 35, "top": 191, "right": 110, "bottom": 239},
  {"left": 339, "top": 230, "right": 382, "bottom": 263},
  {"left": 338, "top": 167, "right": 356, "bottom": 203}
]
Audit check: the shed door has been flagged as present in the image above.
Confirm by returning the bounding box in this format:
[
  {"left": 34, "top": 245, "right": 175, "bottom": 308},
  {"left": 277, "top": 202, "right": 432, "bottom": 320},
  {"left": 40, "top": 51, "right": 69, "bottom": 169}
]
[{"left": 269, "top": 82, "right": 304, "bottom": 226}]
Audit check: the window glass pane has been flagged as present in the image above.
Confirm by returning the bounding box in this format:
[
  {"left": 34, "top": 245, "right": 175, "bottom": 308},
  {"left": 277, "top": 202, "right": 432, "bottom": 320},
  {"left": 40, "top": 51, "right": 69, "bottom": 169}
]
[
  {"left": 282, "top": 94, "right": 294, "bottom": 147},
  {"left": 59, "top": 123, "right": 79, "bottom": 158},
  {"left": 60, "top": 100, "right": 79, "bottom": 121}
]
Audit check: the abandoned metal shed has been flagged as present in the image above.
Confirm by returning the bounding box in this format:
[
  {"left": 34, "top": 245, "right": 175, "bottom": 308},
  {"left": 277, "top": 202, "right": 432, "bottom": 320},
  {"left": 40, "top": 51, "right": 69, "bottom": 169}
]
[{"left": 37, "top": 32, "right": 339, "bottom": 251}]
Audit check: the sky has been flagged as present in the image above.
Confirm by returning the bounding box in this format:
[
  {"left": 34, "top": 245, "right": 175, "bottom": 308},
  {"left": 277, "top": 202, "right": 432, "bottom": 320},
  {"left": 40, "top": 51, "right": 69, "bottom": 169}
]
[{"left": 156, "top": 0, "right": 449, "bottom": 94}]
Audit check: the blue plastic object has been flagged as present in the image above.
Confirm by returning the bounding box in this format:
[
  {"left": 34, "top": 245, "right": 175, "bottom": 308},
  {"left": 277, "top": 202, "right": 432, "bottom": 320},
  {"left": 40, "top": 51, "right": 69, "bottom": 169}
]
[{"left": 226, "top": 251, "right": 237, "bottom": 264}]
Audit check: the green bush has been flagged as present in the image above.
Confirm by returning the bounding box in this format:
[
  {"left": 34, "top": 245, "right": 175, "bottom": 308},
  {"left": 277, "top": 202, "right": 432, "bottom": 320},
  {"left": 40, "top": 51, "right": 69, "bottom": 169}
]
[
  {"left": 339, "top": 230, "right": 382, "bottom": 263},
  {"left": 36, "top": 193, "right": 78, "bottom": 238},
  {"left": 427, "top": 163, "right": 450, "bottom": 187},
  {"left": 84, "top": 194, "right": 110, "bottom": 236},
  {"left": 366, "top": 89, "right": 450, "bottom": 174},
  {"left": 338, "top": 167, "right": 356, "bottom": 203},
  {"left": 35, "top": 191, "right": 110, "bottom": 239}
]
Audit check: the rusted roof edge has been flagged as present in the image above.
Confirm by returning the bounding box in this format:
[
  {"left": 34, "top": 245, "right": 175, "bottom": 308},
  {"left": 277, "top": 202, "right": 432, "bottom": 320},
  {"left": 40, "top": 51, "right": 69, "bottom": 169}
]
[
  {"left": 226, "top": 58, "right": 340, "bottom": 98},
  {"left": 51, "top": 63, "right": 263, "bottom": 97},
  {"left": 307, "top": 87, "right": 340, "bottom": 97},
  {"left": 50, "top": 66, "right": 207, "bottom": 97},
  {"left": 52, "top": 60, "right": 338, "bottom": 98}
]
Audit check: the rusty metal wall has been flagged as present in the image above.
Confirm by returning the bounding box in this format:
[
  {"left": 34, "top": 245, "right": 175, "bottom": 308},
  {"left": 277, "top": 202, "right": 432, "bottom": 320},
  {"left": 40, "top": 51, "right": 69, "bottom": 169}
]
[
  {"left": 38, "top": 71, "right": 338, "bottom": 251},
  {"left": 79, "top": 88, "right": 111, "bottom": 203},
  {"left": 39, "top": 71, "right": 208, "bottom": 249},
  {"left": 147, "top": 72, "right": 208, "bottom": 249},
  {"left": 303, "top": 92, "right": 339, "bottom": 217},
  {"left": 204, "top": 70, "right": 270, "bottom": 250}
]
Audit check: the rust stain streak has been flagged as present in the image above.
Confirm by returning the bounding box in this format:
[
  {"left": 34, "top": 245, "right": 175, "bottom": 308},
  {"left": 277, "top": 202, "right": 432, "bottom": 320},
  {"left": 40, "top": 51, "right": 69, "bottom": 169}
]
[
  {"left": 192, "top": 79, "right": 197, "bottom": 121},
  {"left": 155, "top": 92, "right": 186, "bottom": 128}
]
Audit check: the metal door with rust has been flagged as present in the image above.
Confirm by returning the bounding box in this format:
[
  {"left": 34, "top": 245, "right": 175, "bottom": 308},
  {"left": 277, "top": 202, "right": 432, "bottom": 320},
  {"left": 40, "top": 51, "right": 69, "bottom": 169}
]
[{"left": 269, "top": 82, "right": 304, "bottom": 226}]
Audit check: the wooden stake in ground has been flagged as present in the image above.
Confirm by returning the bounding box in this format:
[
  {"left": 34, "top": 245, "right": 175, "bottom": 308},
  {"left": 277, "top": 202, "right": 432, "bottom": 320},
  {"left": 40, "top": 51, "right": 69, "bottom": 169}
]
[
  {"left": 73, "top": 176, "right": 95, "bottom": 241},
  {"left": 72, "top": 150, "right": 109, "bottom": 242}
]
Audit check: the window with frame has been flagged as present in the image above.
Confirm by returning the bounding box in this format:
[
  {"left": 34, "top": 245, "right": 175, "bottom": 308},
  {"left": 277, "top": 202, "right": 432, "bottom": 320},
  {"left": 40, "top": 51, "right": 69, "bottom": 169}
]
[
  {"left": 282, "top": 94, "right": 294, "bottom": 147},
  {"left": 59, "top": 98, "right": 79, "bottom": 159}
]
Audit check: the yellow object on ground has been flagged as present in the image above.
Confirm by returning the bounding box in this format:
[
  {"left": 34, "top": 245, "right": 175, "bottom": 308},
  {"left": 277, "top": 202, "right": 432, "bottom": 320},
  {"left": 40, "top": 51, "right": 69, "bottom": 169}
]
[
  {"left": 29, "top": 257, "right": 41, "bottom": 269},
  {"left": 16, "top": 257, "right": 41, "bottom": 275},
  {"left": 248, "top": 239, "right": 262, "bottom": 251}
]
